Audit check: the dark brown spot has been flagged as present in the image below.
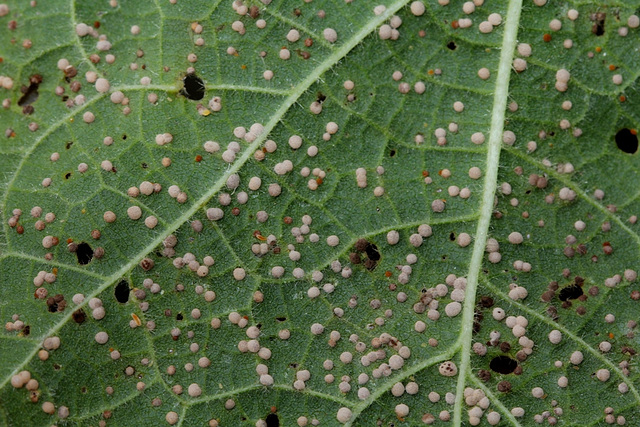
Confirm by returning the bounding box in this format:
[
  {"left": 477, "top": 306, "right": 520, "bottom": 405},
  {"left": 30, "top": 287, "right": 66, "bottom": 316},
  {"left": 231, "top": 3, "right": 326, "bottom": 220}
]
[
  {"left": 140, "top": 258, "right": 154, "bottom": 271},
  {"left": 363, "top": 258, "right": 377, "bottom": 271},
  {"left": 354, "top": 238, "right": 368, "bottom": 252},
  {"left": 497, "top": 381, "right": 511, "bottom": 392},
  {"left": 541, "top": 290, "right": 555, "bottom": 302},
  {"left": 93, "top": 247, "right": 105, "bottom": 258},
  {"left": 72, "top": 309, "right": 86, "bottom": 324},
  {"left": 478, "top": 370, "right": 491, "bottom": 382},
  {"left": 478, "top": 296, "right": 494, "bottom": 308}
]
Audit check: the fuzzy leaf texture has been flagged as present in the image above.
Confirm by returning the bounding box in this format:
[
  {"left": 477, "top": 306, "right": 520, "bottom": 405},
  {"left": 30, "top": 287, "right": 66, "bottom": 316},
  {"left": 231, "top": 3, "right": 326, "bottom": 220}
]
[{"left": 1, "top": 0, "right": 639, "bottom": 426}]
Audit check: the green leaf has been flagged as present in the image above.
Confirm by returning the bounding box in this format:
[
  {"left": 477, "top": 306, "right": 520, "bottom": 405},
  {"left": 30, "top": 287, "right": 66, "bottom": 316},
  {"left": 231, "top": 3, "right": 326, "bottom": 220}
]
[{"left": 1, "top": 0, "right": 639, "bottom": 425}]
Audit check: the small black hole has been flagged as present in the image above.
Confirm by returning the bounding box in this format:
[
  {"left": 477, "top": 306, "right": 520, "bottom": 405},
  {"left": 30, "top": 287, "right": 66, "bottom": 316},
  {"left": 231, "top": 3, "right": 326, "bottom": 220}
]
[
  {"left": 559, "top": 284, "right": 583, "bottom": 301},
  {"left": 592, "top": 13, "right": 606, "bottom": 36},
  {"left": 316, "top": 92, "right": 326, "bottom": 103},
  {"left": 181, "top": 74, "right": 205, "bottom": 100},
  {"left": 447, "top": 41, "right": 457, "bottom": 50},
  {"left": 176, "top": 313, "right": 184, "bottom": 321},
  {"left": 18, "top": 83, "right": 39, "bottom": 107},
  {"left": 490, "top": 356, "right": 517, "bottom": 374},
  {"left": 115, "top": 280, "right": 130, "bottom": 303},
  {"left": 365, "top": 243, "right": 380, "bottom": 261},
  {"left": 265, "top": 413, "right": 279, "bottom": 427},
  {"left": 389, "top": 149, "right": 396, "bottom": 157},
  {"left": 76, "top": 242, "right": 93, "bottom": 265},
  {"left": 615, "top": 128, "right": 638, "bottom": 154}
]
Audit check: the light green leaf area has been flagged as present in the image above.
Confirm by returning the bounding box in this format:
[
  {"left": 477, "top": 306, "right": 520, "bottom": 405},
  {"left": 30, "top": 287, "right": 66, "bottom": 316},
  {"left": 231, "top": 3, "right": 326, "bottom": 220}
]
[{"left": 1, "top": 0, "right": 640, "bottom": 425}]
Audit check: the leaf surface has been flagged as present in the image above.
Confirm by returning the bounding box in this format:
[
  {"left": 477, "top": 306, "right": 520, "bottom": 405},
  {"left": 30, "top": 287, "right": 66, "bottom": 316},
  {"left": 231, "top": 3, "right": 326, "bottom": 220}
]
[{"left": 1, "top": 0, "right": 640, "bottom": 426}]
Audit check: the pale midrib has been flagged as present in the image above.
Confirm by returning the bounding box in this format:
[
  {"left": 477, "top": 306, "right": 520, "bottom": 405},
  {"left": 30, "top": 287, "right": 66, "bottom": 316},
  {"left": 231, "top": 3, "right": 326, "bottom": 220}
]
[
  {"left": 453, "top": 1, "right": 523, "bottom": 426},
  {"left": 0, "top": 0, "right": 413, "bottom": 391}
]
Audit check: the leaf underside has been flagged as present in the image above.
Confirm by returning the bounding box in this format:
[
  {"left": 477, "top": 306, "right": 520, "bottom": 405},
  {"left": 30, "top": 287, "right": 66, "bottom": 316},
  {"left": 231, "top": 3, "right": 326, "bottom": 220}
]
[{"left": 1, "top": 0, "right": 640, "bottom": 426}]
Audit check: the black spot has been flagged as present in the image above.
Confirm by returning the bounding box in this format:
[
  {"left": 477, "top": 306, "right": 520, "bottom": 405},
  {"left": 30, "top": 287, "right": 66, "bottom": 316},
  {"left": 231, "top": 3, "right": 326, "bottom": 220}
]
[
  {"left": 64, "top": 172, "right": 72, "bottom": 179},
  {"left": 490, "top": 356, "right": 517, "bottom": 374},
  {"left": 559, "top": 284, "right": 583, "bottom": 301},
  {"left": 115, "top": 280, "right": 130, "bottom": 303},
  {"left": 176, "top": 313, "right": 183, "bottom": 321},
  {"left": 72, "top": 309, "right": 86, "bottom": 324},
  {"left": 449, "top": 232, "right": 456, "bottom": 241},
  {"left": 122, "top": 134, "right": 127, "bottom": 140},
  {"left": 615, "top": 128, "right": 638, "bottom": 154},
  {"left": 275, "top": 317, "right": 286, "bottom": 322},
  {"left": 22, "top": 325, "right": 30, "bottom": 336},
  {"left": 181, "top": 73, "right": 205, "bottom": 100},
  {"left": 141, "top": 162, "right": 148, "bottom": 169},
  {"left": 76, "top": 242, "right": 93, "bottom": 265},
  {"left": 316, "top": 92, "right": 326, "bottom": 103},
  {"left": 265, "top": 413, "right": 279, "bottom": 427},
  {"left": 447, "top": 41, "right": 457, "bottom": 50},
  {"left": 65, "top": 141, "right": 73, "bottom": 149},
  {"left": 389, "top": 149, "right": 396, "bottom": 157}
]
